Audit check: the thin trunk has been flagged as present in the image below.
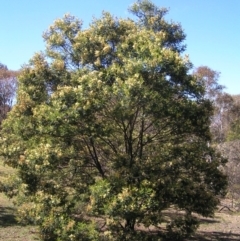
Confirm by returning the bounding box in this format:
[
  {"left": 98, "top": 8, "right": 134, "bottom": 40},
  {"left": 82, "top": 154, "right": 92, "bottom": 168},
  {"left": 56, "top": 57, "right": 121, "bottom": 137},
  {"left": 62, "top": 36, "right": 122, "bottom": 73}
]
[{"left": 125, "top": 218, "right": 135, "bottom": 231}]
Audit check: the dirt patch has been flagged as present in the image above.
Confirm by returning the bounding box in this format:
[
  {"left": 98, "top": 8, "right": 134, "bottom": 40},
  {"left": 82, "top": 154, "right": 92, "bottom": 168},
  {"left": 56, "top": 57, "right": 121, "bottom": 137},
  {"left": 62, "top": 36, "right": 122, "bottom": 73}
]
[{"left": 189, "top": 207, "right": 240, "bottom": 240}]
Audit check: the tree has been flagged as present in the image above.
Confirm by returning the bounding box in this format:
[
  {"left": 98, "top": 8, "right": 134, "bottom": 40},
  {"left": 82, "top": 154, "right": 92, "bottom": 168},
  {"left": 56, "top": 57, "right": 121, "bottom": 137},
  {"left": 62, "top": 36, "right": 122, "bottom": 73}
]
[
  {"left": 220, "top": 95, "right": 240, "bottom": 206},
  {"left": 193, "top": 66, "right": 223, "bottom": 101},
  {"left": 227, "top": 95, "right": 240, "bottom": 141},
  {"left": 0, "top": 63, "right": 17, "bottom": 124},
  {"left": 0, "top": 1, "right": 227, "bottom": 240},
  {"left": 193, "top": 67, "right": 240, "bottom": 208},
  {"left": 193, "top": 66, "right": 234, "bottom": 143},
  {"left": 220, "top": 140, "right": 240, "bottom": 208}
]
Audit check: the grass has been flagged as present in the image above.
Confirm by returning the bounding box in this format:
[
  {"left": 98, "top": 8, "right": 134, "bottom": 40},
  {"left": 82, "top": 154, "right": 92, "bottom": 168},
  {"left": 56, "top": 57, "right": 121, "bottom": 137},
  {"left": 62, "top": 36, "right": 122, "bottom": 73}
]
[
  {"left": 0, "top": 160, "right": 40, "bottom": 241},
  {"left": 187, "top": 213, "right": 240, "bottom": 241}
]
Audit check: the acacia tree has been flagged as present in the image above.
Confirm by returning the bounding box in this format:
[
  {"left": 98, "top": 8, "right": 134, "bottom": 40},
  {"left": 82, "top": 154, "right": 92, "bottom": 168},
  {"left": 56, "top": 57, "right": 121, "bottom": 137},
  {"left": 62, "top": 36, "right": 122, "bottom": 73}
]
[{"left": 0, "top": 1, "right": 227, "bottom": 240}]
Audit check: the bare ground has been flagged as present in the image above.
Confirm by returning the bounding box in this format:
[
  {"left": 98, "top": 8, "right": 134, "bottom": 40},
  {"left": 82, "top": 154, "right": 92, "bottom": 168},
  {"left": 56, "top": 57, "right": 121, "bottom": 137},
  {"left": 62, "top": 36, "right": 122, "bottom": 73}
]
[{"left": 189, "top": 200, "right": 240, "bottom": 241}]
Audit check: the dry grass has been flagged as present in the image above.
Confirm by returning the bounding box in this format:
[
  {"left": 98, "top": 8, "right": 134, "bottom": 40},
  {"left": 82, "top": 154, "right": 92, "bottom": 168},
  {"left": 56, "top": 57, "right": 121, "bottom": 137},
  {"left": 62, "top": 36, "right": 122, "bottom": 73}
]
[
  {"left": 188, "top": 211, "right": 240, "bottom": 240},
  {"left": 0, "top": 161, "right": 40, "bottom": 241},
  {"left": 187, "top": 199, "right": 240, "bottom": 241}
]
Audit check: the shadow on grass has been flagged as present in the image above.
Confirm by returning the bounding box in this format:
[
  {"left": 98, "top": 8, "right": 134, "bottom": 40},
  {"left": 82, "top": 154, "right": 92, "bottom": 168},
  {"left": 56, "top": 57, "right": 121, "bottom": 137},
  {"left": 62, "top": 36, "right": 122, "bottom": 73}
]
[
  {"left": 197, "top": 217, "right": 221, "bottom": 224},
  {"left": 188, "top": 231, "right": 240, "bottom": 241},
  {"left": 0, "top": 206, "right": 18, "bottom": 226}
]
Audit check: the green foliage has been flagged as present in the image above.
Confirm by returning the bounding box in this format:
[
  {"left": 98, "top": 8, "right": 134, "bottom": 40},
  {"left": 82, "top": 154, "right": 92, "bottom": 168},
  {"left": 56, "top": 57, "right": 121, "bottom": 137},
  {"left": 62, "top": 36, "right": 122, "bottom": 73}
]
[
  {"left": 165, "top": 215, "right": 199, "bottom": 241},
  {"left": 0, "top": 1, "right": 227, "bottom": 240},
  {"left": 228, "top": 119, "right": 240, "bottom": 141}
]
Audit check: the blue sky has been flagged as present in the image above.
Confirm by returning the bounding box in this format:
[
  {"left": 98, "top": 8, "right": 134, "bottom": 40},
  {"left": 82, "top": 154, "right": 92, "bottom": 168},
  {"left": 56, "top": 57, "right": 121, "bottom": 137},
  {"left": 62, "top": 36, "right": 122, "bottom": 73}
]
[{"left": 1, "top": 0, "right": 239, "bottom": 94}]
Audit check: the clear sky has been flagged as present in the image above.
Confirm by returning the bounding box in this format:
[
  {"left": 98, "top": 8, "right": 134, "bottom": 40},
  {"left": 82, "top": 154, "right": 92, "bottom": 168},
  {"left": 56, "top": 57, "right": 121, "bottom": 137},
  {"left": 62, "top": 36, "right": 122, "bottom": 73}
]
[{"left": 1, "top": 0, "right": 239, "bottom": 95}]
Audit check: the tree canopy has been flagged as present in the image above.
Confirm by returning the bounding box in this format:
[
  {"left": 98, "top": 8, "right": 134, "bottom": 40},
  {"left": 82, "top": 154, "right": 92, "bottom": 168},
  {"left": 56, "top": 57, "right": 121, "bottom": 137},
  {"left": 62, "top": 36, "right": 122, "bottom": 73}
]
[
  {"left": 0, "top": 63, "right": 17, "bottom": 123},
  {"left": 0, "top": 1, "right": 227, "bottom": 240},
  {"left": 193, "top": 66, "right": 235, "bottom": 143}
]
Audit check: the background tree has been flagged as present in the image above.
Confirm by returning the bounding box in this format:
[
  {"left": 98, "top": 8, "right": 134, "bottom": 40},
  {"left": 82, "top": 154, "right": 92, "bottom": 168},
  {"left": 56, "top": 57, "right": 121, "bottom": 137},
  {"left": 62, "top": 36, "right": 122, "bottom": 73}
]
[
  {"left": 193, "top": 66, "right": 234, "bottom": 143},
  {"left": 220, "top": 140, "right": 240, "bottom": 208},
  {"left": 0, "top": 1, "right": 227, "bottom": 240},
  {"left": 227, "top": 94, "right": 240, "bottom": 141},
  {"left": 193, "top": 66, "right": 223, "bottom": 101},
  {"left": 219, "top": 95, "right": 240, "bottom": 206},
  {"left": 0, "top": 63, "right": 17, "bottom": 124},
  {"left": 194, "top": 67, "right": 240, "bottom": 208}
]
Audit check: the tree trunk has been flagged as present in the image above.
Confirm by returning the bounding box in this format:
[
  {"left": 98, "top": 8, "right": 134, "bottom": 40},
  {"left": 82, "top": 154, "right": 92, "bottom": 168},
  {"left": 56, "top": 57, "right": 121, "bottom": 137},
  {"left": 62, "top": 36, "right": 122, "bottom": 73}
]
[{"left": 125, "top": 218, "right": 135, "bottom": 231}]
